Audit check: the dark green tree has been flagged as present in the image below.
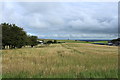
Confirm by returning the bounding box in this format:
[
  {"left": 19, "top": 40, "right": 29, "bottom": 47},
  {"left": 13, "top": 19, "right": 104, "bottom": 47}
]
[
  {"left": 29, "top": 36, "right": 38, "bottom": 47},
  {"left": 2, "top": 23, "right": 28, "bottom": 49},
  {"left": 11, "top": 24, "right": 27, "bottom": 48},
  {"left": 2, "top": 23, "right": 12, "bottom": 49},
  {"left": 1, "top": 23, "right": 39, "bottom": 49},
  {"left": 53, "top": 40, "right": 57, "bottom": 43}
]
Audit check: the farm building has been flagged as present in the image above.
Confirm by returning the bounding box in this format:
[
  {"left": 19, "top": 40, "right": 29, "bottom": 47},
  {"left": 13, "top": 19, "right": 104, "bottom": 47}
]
[{"left": 37, "top": 40, "right": 44, "bottom": 44}]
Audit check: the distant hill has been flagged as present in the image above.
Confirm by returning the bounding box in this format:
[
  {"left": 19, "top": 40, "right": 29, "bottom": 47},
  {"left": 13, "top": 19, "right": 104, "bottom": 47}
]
[{"left": 78, "top": 39, "right": 111, "bottom": 42}]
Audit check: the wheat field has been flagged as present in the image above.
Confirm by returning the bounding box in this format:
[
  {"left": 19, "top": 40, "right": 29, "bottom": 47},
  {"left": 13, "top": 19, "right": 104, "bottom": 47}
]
[{"left": 1, "top": 43, "right": 118, "bottom": 78}]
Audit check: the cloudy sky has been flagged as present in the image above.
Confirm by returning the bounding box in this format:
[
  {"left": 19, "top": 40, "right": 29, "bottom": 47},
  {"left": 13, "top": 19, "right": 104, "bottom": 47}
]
[{"left": 0, "top": 2, "right": 118, "bottom": 39}]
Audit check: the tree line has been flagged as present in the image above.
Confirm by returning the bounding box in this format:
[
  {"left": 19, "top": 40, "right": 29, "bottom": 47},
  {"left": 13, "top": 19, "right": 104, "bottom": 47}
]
[
  {"left": 1, "top": 23, "right": 38, "bottom": 49},
  {"left": 110, "top": 38, "right": 120, "bottom": 46}
]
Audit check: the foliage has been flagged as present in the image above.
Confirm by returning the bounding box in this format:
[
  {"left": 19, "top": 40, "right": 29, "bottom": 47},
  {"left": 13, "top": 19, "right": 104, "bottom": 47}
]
[
  {"left": 53, "top": 40, "right": 57, "bottom": 43},
  {"left": 29, "top": 36, "right": 38, "bottom": 47},
  {"left": 1, "top": 23, "right": 38, "bottom": 49},
  {"left": 111, "top": 38, "right": 120, "bottom": 43}
]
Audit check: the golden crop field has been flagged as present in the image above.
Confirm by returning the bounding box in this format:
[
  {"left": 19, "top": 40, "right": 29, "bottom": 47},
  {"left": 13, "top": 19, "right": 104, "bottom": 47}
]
[{"left": 1, "top": 43, "right": 118, "bottom": 78}]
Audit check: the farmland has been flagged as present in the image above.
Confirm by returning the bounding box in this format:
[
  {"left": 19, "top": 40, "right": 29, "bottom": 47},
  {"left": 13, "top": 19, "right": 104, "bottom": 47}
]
[
  {"left": 1, "top": 43, "right": 118, "bottom": 78},
  {"left": 39, "top": 39, "right": 108, "bottom": 44}
]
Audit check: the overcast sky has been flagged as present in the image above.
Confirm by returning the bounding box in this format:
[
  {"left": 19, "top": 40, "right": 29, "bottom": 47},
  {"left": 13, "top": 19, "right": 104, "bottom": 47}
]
[{"left": 0, "top": 2, "right": 118, "bottom": 39}]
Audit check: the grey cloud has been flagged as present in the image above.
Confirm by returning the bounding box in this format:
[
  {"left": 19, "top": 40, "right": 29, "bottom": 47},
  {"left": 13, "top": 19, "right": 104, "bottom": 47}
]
[{"left": 1, "top": 2, "right": 118, "bottom": 39}]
